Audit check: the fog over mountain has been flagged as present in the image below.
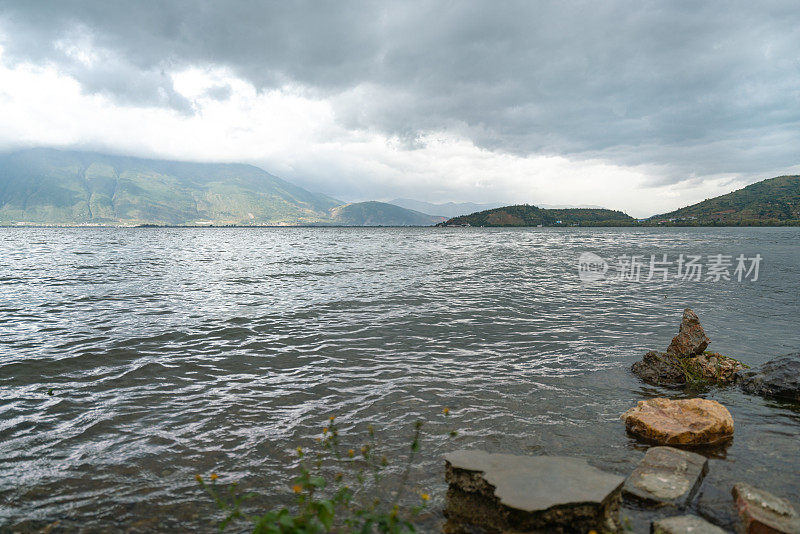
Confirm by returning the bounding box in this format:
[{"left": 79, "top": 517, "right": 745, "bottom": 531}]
[{"left": 1, "top": 2, "right": 799, "bottom": 217}]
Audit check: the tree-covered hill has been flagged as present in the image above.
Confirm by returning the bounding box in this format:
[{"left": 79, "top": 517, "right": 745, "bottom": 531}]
[
  {"left": 439, "top": 205, "right": 634, "bottom": 227},
  {"left": 648, "top": 175, "right": 800, "bottom": 226}
]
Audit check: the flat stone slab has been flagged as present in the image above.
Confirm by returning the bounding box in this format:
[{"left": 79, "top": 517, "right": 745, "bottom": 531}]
[
  {"left": 444, "top": 450, "right": 624, "bottom": 533},
  {"left": 736, "top": 354, "right": 800, "bottom": 403},
  {"left": 652, "top": 515, "right": 727, "bottom": 534},
  {"left": 733, "top": 482, "right": 800, "bottom": 534},
  {"left": 623, "top": 446, "right": 708, "bottom": 507}
]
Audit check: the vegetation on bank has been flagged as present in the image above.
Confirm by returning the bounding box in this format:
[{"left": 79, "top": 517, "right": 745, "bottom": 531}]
[{"left": 198, "top": 412, "right": 456, "bottom": 533}]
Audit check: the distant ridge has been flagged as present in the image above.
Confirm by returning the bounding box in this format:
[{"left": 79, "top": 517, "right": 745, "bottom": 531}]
[
  {"left": 388, "top": 198, "right": 505, "bottom": 218},
  {"left": 0, "top": 148, "right": 441, "bottom": 226}
]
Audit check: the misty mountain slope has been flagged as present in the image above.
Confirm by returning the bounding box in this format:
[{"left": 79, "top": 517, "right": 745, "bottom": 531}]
[
  {"left": 0, "top": 148, "right": 342, "bottom": 225},
  {"left": 387, "top": 198, "right": 506, "bottom": 218},
  {"left": 329, "top": 201, "right": 445, "bottom": 226},
  {"left": 649, "top": 175, "right": 800, "bottom": 225}
]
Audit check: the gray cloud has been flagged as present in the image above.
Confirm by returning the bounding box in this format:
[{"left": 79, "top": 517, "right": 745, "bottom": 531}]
[{"left": 1, "top": 0, "right": 798, "bottom": 182}]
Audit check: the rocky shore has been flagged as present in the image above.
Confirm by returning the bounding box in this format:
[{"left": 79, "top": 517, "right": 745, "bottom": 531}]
[{"left": 441, "top": 309, "right": 800, "bottom": 533}]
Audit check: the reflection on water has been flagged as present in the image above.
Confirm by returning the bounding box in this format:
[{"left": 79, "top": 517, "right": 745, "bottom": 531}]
[{"left": 1, "top": 227, "right": 799, "bottom": 531}]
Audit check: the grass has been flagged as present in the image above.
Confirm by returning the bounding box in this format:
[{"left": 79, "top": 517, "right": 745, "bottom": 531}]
[{"left": 197, "top": 410, "right": 457, "bottom": 533}]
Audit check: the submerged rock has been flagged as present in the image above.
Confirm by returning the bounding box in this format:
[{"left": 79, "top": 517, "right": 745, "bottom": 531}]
[
  {"left": 620, "top": 398, "right": 734, "bottom": 446},
  {"left": 443, "top": 450, "right": 624, "bottom": 533},
  {"left": 732, "top": 483, "right": 800, "bottom": 534},
  {"left": 736, "top": 354, "right": 800, "bottom": 403},
  {"left": 623, "top": 446, "right": 708, "bottom": 507},
  {"left": 651, "top": 515, "right": 727, "bottom": 534},
  {"left": 667, "top": 308, "right": 710, "bottom": 357}
]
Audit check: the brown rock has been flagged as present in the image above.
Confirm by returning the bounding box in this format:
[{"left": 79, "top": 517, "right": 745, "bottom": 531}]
[
  {"left": 694, "top": 352, "right": 746, "bottom": 382},
  {"left": 667, "top": 308, "right": 710, "bottom": 357},
  {"left": 620, "top": 398, "right": 734, "bottom": 446},
  {"left": 733, "top": 483, "right": 800, "bottom": 534}
]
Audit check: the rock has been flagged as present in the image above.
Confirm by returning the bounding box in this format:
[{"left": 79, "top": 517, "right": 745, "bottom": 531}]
[
  {"left": 732, "top": 483, "right": 800, "bottom": 534},
  {"left": 632, "top": 351, "right": 688, "bottom": 387},
  {"left": 623, "top": 446, "right": 708, "bottom": 507},
  {"left": 694, "top": 352, "right": 746, "bottom": 382},
  {"left": 443, "top": 450, "right": 624, "bottom": 533},
  {"left": 736, "top": 354, "right": 800, "bottom": 403},
  {"left": 620, "top": 398, "right": 734, "bottom": 446},
  {"left": 652, "top": 515, "right": 728, "bottom": 534},
  {"left": 632, "top": 351, "right": 746, "bottom": 387},
  {"left": 667, "top": 308, "right": 710, "bottom": 358}
]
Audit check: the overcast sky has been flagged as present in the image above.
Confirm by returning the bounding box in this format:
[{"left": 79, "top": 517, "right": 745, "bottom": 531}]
[{"left": 0, "top": 1, "right": 798, "bottom": 217}]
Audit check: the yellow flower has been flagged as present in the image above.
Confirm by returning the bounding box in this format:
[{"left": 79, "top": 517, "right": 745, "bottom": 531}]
[
  {"left": 348, "top": 449, "right": 355, "bottom": 458},
  {"left": 195, "top": 474, "right": 203, "bottom": 483},
  {"left": 292, "top": 484, "right": 303, "bottom": 494},
  {"left": 329, "top": 416, "right": 335, "bottom": 422},
  {"left": 361, "top": 446, "right": 368, "bottom": 455},
  {"left": 210, "top": 473, "right": 218, "bottom": 481},
  {"left": 296, "top": 446, "right": 303, "bottom": 456},
  {"left": 442, "top": 407, "right": 450, "bottom": 415},
  {"left": 323, "top": 427, "right": 328, "bottom": 434},
  {"left": 420, "top": 493, "right": 430, "bottom": 501}
]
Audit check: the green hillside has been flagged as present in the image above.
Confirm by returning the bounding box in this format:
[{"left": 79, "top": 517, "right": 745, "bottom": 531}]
[
  {"left": 0, "top": 148, "right": 343, "bottom": 225},
  {"left": 648, "top": 175, "right": 800, "bottom": 225},
  {"left": 329, "top": 201, "right": 445, "bottom": 226},
  {"left": 440, "top": 205, "right": 634, "bottom": 227}
]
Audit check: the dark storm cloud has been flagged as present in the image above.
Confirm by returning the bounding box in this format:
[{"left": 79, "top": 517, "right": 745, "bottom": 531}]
[{"left": 1, "top": 1, "right": 799, "bottom": 180}]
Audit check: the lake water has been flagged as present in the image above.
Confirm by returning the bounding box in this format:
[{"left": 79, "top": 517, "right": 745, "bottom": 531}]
[{"left": 1, "top": 227, "right": 799, "bottom": 532}]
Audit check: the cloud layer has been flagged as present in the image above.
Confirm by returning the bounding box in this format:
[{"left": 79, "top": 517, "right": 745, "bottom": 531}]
[{"left": 1, "top": 1, "right": 799, "bottom": 216}]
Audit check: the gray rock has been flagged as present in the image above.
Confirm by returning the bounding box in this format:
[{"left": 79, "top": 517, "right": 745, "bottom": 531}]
[
  {"left": 623, "top": 447, "right": 708, "bottom": 507},
  {"left": 632, "top": 351, "right": 687, "bottom": 387},
  {"left": 652, "top": 515, "right": 727, "bottom": 534},
  {"left": 736, "top": 354, "right": 800, "bottom": 403},
  {"left": 444, "top": 450, "right": 624, "bottom": 533},
  {"left": 667, "top": 308, "right": 710, "bottom": 357},
  {"left": 732, "top": 482, "right": 800, "bottom": 534}
]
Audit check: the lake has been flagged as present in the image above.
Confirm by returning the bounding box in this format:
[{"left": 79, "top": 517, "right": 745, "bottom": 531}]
[{"left": 1, "top": 227, "right": 799, "bottom": 532}]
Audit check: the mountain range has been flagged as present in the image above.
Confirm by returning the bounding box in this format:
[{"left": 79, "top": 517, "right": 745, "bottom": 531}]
[
  {"left": 2, "top": 148, "right": 798, "bottom": 227},
  {"left": 0, "top": 149, "right": 443, "bottom": 226}
]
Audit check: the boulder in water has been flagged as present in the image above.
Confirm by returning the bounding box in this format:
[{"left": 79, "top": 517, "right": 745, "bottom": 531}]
[
  {"left": 620, "top": 398, "right": 734, "bottom": 446},
  {"left": 443, "top": 450, "right": 624, "bottom": 533},
  {"left": 667, "top": 308, "right": 710, "bottom": 357},
  {"left": 736, "top": 354, "right": 800, "bottom": 403},
  {"left": 732, "top": 482, "right": 800, "bottom": 534}
]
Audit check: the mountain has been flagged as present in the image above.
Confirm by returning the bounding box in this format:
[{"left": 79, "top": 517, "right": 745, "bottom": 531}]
[
  {"left": 648, "top": 175, "right": 800, "bottom": 225},
  {"left": 387, "top": 198, "right": 505, "bottom": 218},
  {"left": 440, "top": 205, "right": 634, "bottom": 227},
  {"left": 0, "top": 148, "right": 439, "bottom": 226},
  {"left": 329, "top": 201, "right": 445, "bottom": 226}
]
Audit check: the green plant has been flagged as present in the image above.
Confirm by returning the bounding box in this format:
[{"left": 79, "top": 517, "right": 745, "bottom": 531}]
[{"left": 198, "top": 409, "right": 456, "bottom": 533}]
